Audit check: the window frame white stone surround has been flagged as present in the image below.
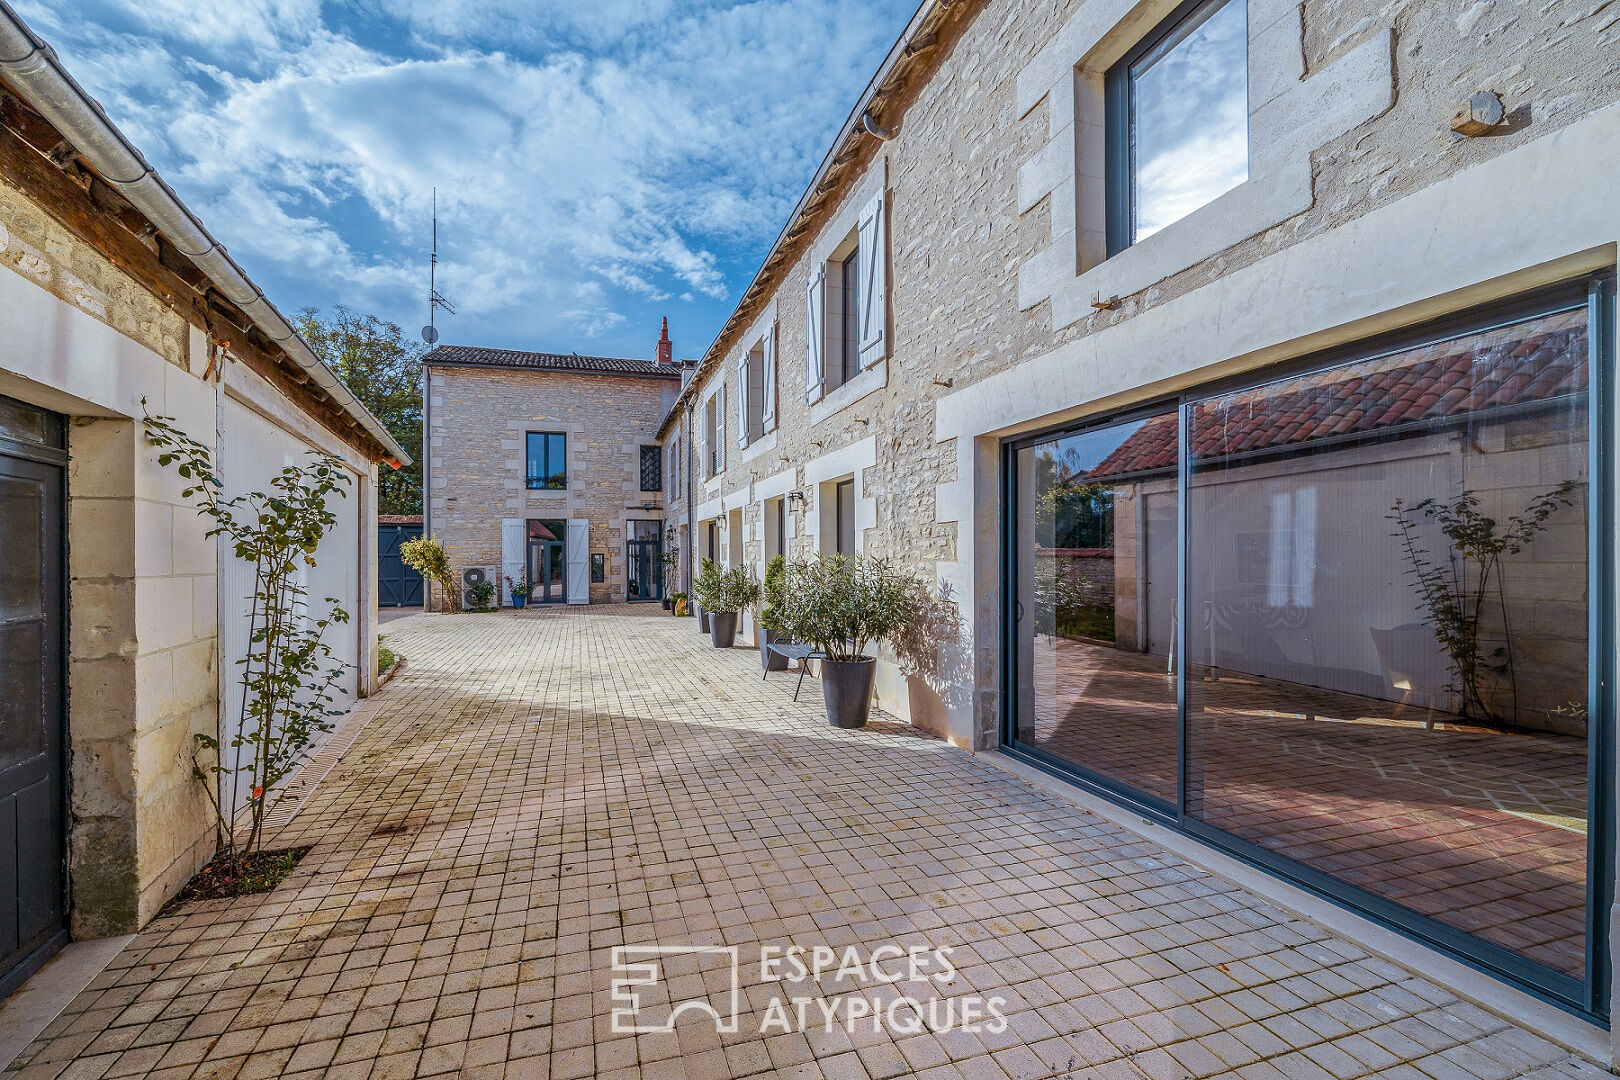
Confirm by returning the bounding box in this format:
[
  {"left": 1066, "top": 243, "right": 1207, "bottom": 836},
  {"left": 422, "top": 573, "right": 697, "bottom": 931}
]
[
  {"left": 739, "top": 300, "right": 781, "bottom": 465},
  {"left": 1015, "top": 0, "right": 1394, "bottom": 331},
  {"left": 806, "top": 166, "right": 891, "bottom": 425},
  {"left": 802, "top": 436, "right": 877, "bottom": 556}
]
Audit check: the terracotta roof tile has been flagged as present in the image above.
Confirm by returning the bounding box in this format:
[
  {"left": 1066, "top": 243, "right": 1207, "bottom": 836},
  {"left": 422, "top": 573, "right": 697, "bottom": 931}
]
[{"left": 1083, "top": 314, "right": 1587, "bottom": 480}]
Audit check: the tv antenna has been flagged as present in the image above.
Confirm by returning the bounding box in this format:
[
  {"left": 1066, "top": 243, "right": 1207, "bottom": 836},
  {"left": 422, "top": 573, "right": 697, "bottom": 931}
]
[{"left": 422, "top": 187, "right": 456, "bottom": 345}]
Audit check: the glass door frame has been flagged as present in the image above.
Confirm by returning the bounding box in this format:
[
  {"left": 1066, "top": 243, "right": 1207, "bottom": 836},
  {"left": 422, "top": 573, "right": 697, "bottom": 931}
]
[
  {"left": 626, "top": 522, "right": 663, "bottom": 603},
  {"left": 999, "top": 274, "right": 1616, "bottom": 1021},
  {"left": 527, "top": 534, "right": 566, "bottom": 604}
]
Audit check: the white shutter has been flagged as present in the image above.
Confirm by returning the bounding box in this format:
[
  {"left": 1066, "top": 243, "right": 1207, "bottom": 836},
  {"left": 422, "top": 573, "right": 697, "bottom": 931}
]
[
  {"left": 858, "top": 192, "right": 887, "bottom": 367},
  {"left": 806, "top": 268, "right": 829, "bottom": 403},
  {"left": 565, "top": 518, "right": 589, "bottom": 604},
  {"left": 500, "top": 518, "right": 524, "bottom": 605},
  {"left": 805, "top": 267, "right": 826, "bottom": 403},
  {"left": 761, "top": 324, "right": 777, "bottom": 430},
  {"left": 715, "top": 386, "right": 726, "bottom": 472},
  {"left": 736, "top": 357, "right": 749, "bottom": 448}
]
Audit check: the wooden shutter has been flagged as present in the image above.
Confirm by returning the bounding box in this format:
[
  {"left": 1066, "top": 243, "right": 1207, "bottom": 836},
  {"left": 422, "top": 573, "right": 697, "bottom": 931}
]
[
  {"left": 565, "top": 519, "right": 589, "bottom": 604},
  {"left": 736, "top": 356, "right": 749, "bottom": 448},
  {"left": 761, "top": 323, "right": 777, "bottom": 430},
  {"left": 857, "top": 192, "right": 887, "bottom": 367},
  {"left": 805, "top": 266, "right": 825, "bottom": 403},
  {"left": 500, "top": 518, "right": 524, "bottom": 606}
]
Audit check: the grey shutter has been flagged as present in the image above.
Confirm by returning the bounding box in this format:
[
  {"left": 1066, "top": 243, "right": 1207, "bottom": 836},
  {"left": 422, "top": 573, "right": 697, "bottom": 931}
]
[
  {"left": 805, "top": 266, "right": 826, "bottom": 403},
  {"left": 857, "top": 192, "right": 887, "bottom": 367},
  {"left": 761, "top": 323, "right": 777, "bottom": 430},
  {"left": 736, "top": 357, "right": 749, "bottom": 448},
  {"left": 716, "top": 385, "right": 725, "bottom": 472}
]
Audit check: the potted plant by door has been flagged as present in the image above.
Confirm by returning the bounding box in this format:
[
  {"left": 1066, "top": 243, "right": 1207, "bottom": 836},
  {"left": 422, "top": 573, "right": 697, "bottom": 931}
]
[
  {"left": 660, "top": 548, "right": 679, "bottom": 610},
  {"left": 757, "top": 555, "right": 791, "bottom": 672},
  {"left": 507, "top": 573, "right": 532, "bottom": 609},
  {"left": 780, "top": 554, "right": 918, "bottom": 728},
  {"left": 692, "top": 558, "right": 720, "bottom": 633},
  {"left": 697, "top": 565, "right": 760, "bottom": 649}
]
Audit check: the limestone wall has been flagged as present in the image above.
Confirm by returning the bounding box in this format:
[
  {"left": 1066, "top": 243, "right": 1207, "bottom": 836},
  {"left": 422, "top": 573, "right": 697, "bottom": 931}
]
[{"left": 427, "top": 365, "right": 679, "bottom": 604}]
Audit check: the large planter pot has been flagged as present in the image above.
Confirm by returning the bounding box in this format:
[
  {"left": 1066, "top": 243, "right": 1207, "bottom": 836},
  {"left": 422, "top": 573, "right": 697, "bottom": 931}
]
[
  {"left": 759, "top": 628, "right": 790, "bottom": 672},
  {"left": 821, "top": 657, "right": 877, "bottom": 729},
  {"left": 708, "top": 611, "right": 738, "bottom": 648},
  {"left": 696, "top": 603, "right": 710, "bottom": 632},
  {"left": 511, "top": 594, "right": 528, "bottom": 609},
  {"left": 662, "top": 598, "right": 672, "bottom": 611}
]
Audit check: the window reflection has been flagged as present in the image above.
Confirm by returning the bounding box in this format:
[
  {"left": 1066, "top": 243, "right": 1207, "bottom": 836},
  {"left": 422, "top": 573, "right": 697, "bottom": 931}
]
[
  {"left": 1185, "top": 307, "right": 1591, "bottom": 979},
  {"left": 1128, "top": 0, "right": 1249, "bottom": 242},
  {"left": 1014, "top": 411, "right": 1180, "bottom": 805},
  {"left": 1009, "top": 300, "right": 1596, "bottom": 988}
]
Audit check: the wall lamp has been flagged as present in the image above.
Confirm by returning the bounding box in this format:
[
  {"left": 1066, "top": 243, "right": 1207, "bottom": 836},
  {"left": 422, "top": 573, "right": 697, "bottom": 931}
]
[{"left": 787, "top": 490, "right": 807, "bottom": 509}]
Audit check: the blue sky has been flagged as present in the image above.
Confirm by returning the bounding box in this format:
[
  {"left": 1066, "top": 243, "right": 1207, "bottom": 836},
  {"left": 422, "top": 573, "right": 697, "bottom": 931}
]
[{"left": 14, "top": 0, "right": 918, "bottom": 360}]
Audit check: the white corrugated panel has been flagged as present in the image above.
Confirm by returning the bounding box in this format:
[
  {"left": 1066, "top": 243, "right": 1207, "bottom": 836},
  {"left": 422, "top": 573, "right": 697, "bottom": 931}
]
[{"left": 219, "top": 398, "right": 362, "bottom": 812}]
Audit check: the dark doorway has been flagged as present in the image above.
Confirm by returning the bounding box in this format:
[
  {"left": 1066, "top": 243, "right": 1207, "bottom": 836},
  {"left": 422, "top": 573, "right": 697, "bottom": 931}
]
[
  {"left": 377, "top": 521, "right": 424, "bottom": 607},
  {"left": 527, "top": 519, "right": 567, "bottom": 604},
  {"left": 0, "top": 395, "right": 67, "bottom": 999},
  {"left": 626, "top": 520, "right": 662, "bottom": 602}
]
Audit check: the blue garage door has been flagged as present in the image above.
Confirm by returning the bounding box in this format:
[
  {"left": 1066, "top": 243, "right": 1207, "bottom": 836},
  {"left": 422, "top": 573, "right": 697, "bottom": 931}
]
[{"left": 378, "top": 523, "right": 424, "bottom": 607}]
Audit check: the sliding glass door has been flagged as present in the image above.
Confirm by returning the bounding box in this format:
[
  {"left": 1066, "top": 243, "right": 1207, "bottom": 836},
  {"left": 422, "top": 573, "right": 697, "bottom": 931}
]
[{"left": 1004, "top": 278, "right": 1610, "bottom": 1015}]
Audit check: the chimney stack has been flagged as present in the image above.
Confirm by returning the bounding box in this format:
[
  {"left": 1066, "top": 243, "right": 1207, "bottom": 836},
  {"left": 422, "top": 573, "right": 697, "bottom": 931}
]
[{"left": 656, "top": 317, "right": 673, "bottom": 365}]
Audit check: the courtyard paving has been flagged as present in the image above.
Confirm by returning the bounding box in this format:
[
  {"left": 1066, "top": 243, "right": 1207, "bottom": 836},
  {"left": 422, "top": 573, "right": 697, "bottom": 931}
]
[{"left": 5, "top": 605, "right": 1612, "bottom": 1079}]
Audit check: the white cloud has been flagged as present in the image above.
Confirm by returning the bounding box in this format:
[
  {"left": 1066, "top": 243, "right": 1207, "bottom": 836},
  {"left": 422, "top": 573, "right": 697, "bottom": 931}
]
[{"left": 8, "top": 0, "right": 914, "bottom": 352}]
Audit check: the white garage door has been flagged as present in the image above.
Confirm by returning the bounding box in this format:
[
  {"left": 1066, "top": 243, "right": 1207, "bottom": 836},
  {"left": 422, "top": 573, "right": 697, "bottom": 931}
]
[{"left": 219, "top": 398, "right": 362, "bottom": 812}]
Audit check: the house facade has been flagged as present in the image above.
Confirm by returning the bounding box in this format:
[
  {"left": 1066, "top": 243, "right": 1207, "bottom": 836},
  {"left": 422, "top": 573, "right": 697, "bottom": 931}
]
[
  {"left": 658, "top": 0, "right": 1620, "bottom": 1048},
  {"left": 422, "top": 325, "right": 682, "bottom": 608},
  {"left": 0, "top": 9, "right": 406, "bottom": 998}
]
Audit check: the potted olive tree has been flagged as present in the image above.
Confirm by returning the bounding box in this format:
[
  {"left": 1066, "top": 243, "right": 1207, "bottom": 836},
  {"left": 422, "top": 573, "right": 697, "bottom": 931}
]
[
  {"left": 696, "top": 565, "right": 760, "bottom": 649},
  {"left": 692, "top": 558, "right": 719, "bottom": 633},
  {"left": 780, "top": 554, "right": 918, "bottom": 728},
  {"left": 757, "top": 555, "right": 791, "bottom": 672}
]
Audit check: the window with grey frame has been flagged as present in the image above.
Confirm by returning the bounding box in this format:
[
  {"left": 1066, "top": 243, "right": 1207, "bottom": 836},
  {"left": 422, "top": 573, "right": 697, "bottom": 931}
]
[
  {"left": 1105, "top": 0, "right": 1248, "bottom": 256},
  {"left": 838, "top": 248, "right": 860, "bottom": 386},
  {"left": 1005, "top": 277, "right": 1613, "bottom": 1017},
  {"left": 834, "top": 478, "right": 855, "bottom": 555},
  {"left": 525, "top": 432, "right": 566, "bottom": 489}
]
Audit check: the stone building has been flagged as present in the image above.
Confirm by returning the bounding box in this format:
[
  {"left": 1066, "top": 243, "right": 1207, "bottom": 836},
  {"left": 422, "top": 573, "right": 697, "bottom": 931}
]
[
  {"left": 421, "top": 321, "right": 682, "bottom": 607},
  {"left": 0, "top": 10, "right": 406, "bottom": 997},
  {"left": 658, "top": 0, "right": 1620, "bottom": 1050}
]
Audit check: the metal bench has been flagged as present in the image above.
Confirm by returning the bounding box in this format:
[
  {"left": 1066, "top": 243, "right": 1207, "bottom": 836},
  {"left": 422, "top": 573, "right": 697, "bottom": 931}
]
[{"left": 764, "top": 643, "right": 826, "bottom": 701}]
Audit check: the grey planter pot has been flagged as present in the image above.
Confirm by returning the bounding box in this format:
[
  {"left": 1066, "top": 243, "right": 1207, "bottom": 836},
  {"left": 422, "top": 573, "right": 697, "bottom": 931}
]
[
  {"left": 696, "top": 603, "right": 709, "bottom": 632},
  {"left": 759, "top": 628, "right": 790, "bottom": 671},
  {"left": 708, "top": 611, "right": 738, "bottom": 648},
  {"left": 821, "top": 657, "right": 876, "bottom": 729}
]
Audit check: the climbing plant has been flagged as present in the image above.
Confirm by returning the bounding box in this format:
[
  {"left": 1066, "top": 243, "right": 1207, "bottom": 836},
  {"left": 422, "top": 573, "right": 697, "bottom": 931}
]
[
  {"left": 1388, "top": 481, "right": 1574, "bottom": 726},
  {"left": 144, "top": 406, "right": 352, "bottom": 876}
]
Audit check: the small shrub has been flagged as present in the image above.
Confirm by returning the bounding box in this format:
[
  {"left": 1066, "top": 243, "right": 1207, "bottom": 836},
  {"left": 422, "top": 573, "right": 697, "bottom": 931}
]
[
  {"left": 759, "top": 555, "right": 788, "bottom": 633},
  {"left": 691, "top": 558, "right": 722, "bottom": 611},
  {"left": 467, "top": 578, "right": 496, "bottom": 611},
  {"left": 400, "top": 536, "right": 460, "bottom": 612}
]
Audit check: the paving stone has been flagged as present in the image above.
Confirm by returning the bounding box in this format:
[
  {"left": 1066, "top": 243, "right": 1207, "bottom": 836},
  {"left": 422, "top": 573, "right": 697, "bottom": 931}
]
[{"left": 4, "top": 607, "right": 1610, "bottom": 1078}]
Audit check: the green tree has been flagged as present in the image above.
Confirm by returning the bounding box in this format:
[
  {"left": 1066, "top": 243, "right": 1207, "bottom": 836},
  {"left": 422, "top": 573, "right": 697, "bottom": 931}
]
[{"left": 297, "top": 305, "right": 424, "bottom": 515}]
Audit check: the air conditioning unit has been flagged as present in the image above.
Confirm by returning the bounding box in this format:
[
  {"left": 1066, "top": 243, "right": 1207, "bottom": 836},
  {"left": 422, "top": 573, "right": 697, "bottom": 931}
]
[{"left": 461, "top": 565, "right": 499, "bottom": 608}]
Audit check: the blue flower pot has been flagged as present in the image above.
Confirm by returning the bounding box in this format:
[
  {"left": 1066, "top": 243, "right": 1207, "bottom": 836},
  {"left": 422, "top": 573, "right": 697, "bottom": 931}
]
[{"left": 512, "top": 594, "right": 528, "bottom": 609}]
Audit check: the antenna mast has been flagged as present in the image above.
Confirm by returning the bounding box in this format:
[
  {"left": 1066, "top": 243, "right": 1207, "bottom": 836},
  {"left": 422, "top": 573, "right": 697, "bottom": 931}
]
[{"left": 422, "top": 188, "right": 456, "bottom": 345}]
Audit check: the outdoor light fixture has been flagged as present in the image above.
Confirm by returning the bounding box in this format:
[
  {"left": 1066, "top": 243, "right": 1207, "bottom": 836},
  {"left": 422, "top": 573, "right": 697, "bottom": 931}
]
[{"left": 787, "top": 490, "right": 806, "bottom": 509}]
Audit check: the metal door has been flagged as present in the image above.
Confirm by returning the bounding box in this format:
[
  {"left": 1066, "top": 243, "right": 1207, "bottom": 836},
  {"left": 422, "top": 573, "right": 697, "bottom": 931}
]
[
  {"left": 0, "top": 402, "right": 67, "bottom": 999},
  {"left": 378, "top": 523, "right": 424, "bottom": 607},
  {"left": 626, "top": 521, "right": 662, "bottom": 602}
]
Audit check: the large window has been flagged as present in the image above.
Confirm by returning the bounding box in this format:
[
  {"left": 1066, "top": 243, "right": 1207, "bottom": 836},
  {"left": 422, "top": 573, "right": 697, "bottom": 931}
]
[
  {"left": 525, "top": 432, "right": 566, "bottom": 489},
  {"left": 1106, "top": 0, "right": 1248, "bottom": 254},
  {"left": 1007, "top": 280, "right": 1610, "bottom": 1014}
]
